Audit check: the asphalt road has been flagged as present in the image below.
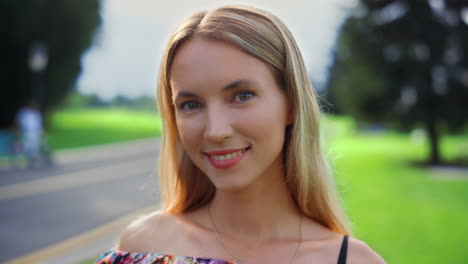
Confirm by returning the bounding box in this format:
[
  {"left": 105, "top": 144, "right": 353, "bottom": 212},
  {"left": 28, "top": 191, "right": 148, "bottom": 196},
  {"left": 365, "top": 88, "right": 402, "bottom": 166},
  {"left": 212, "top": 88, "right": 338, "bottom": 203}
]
[{"left": 0, "top": 138, "right": 161, "bottom": 263}]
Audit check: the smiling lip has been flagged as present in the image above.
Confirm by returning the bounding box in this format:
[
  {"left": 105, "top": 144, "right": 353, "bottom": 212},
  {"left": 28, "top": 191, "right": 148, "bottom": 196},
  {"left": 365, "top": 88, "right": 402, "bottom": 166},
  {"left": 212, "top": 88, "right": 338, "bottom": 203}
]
[{"left": 205, "top": 147, "right": 250, "bottom": 169}]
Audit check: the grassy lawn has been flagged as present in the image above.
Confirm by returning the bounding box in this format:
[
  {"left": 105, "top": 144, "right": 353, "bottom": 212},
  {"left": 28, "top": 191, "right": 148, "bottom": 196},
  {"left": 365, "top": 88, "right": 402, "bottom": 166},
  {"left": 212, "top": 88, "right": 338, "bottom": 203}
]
[
  {"left": 46, "top": 109, "right": 467, "bottom": 263},
  {"left": 323, "top": 115, "right": 468, "bottom": 264},
  {"left": 47, "top": 108, "right": 162, "bottom": 150}
]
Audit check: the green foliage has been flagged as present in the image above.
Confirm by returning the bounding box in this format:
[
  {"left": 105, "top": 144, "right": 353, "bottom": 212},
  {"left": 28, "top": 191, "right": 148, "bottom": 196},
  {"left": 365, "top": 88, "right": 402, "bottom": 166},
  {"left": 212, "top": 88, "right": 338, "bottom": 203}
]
[
  {"left": 0, "top": 0, "right": 101, "bottom": 128},
  {"left": 327, "top": 0, "right": 468, "bottom": 164},
  {"left": 65, "top": 91, "right": 107, "bottom": 108},
  {"left": 108, "top": 95, "right": 157, "bottom": 110},
  {"left": 63, "top": 91, "right": 157, "bottom": 111}
]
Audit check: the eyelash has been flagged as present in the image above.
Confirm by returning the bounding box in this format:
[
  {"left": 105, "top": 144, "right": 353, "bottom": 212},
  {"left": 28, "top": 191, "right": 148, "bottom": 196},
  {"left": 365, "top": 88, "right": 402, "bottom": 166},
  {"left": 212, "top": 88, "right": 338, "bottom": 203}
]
[{"left": 178, "top": 91, "right": 255, "bottom": 112}]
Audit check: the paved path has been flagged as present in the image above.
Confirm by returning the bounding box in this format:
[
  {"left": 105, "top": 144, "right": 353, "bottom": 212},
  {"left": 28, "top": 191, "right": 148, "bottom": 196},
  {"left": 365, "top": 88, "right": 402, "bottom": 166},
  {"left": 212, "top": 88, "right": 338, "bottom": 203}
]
[{"left": 0, "top": 138, "right": 161, "bottom": 264}]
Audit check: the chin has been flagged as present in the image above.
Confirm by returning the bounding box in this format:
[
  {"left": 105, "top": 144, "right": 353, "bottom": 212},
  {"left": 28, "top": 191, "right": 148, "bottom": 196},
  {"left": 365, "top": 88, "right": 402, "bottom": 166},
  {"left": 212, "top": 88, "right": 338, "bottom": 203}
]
[{"left": 211, "top": 177, "right": 254, "bottom": 193}]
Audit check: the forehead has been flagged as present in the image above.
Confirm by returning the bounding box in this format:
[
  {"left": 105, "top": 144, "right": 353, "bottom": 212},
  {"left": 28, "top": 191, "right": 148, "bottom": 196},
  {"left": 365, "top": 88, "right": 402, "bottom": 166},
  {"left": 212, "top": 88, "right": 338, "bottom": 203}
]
[{"left": 169, "top": 37, "right": 275, "bottom": 93}]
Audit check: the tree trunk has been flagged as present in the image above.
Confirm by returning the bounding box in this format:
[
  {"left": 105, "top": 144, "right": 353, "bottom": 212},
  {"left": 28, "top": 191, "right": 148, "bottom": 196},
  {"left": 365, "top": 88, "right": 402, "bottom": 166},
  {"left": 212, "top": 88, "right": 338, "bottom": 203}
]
[{"left": 426, "top": 117, "right": 441, "bottom": 165}]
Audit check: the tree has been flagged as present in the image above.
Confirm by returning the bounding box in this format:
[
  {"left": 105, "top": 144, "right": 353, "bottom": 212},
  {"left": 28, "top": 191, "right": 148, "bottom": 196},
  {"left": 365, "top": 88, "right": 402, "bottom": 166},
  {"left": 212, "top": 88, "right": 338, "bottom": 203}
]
[
  {"left": 326, "top": 0, "right": 468, "bottom": 165},
  {"left": 0, "top": 0, "right": 101, "bottom": 129},
  {"left": 65, "top": 91, "right": 106, "bottom": 108}
]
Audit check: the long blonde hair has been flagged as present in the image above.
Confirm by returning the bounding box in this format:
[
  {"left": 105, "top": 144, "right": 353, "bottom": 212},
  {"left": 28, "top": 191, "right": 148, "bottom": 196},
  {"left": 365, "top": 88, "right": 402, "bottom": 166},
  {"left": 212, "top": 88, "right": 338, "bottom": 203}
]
[{"left": 157, "top": 5, "right": 349, "bottom": 234}]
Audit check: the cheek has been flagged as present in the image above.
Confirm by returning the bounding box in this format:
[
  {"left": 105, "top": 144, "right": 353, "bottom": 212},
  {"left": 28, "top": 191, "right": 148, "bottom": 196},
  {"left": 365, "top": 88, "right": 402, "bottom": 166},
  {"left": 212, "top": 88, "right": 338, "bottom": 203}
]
[
  {"left": 235, "top": 101, "right": 288, "bottom": 143},
  {"left": 176, "top": 116, "right": 204, "bottom": 151}
]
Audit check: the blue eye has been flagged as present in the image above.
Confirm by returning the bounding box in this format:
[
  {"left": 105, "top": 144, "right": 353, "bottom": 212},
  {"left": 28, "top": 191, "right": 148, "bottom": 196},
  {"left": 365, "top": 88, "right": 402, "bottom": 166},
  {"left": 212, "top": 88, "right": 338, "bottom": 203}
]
[
  {"left": 233, "top": 91, "right": 255, "bottom": 103},
  {"left": 180, "top": 101, "right": 201, "bottom": 111}
]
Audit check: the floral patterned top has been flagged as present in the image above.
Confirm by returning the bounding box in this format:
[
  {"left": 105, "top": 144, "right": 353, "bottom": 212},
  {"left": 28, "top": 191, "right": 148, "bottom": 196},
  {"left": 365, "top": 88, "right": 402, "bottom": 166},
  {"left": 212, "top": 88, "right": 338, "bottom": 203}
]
[{"left": 96, "top": 249, "right": 239, "bottom": 264}]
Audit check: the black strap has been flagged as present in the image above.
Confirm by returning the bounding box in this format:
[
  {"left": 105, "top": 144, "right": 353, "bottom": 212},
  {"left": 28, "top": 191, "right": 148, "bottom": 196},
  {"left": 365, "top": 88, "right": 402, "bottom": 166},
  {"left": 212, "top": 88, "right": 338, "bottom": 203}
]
[{"left": 337, "top": 235, "right": 349, "bottom": 264}]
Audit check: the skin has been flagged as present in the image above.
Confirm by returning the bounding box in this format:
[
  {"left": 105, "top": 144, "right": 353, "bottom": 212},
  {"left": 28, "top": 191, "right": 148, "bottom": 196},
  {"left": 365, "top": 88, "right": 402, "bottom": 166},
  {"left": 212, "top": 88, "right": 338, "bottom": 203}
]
[
  {"left": 118, "top": 37, "right": 386, "bottom": 264},
  {"left": 171, "top": 37, "right": 291, "bottom": 194}
]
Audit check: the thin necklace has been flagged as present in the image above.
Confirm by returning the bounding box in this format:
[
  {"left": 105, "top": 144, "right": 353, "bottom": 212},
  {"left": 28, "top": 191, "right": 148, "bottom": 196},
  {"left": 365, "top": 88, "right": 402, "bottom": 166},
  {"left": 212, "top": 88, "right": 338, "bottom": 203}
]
[{"left": 207, "top": 205, "right": 303, "bottom": 264}]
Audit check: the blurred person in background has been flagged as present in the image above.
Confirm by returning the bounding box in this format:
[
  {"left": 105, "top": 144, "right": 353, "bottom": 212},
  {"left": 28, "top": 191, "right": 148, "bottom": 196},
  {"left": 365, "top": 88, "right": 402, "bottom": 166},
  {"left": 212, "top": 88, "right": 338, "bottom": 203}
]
[
  {"left": 16, "top": 99, "right": 51, "bottom": 168},
  {"left": 96, "top": 5, "right": 385, "bottom": 264}
]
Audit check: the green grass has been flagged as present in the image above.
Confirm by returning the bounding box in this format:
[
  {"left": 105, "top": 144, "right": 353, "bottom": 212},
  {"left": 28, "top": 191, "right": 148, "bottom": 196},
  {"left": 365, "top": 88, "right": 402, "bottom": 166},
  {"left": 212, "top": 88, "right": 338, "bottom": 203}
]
[
  {"left": 47, "top": 109, "right": 467, "bottom": 263},
  {"left": 323, "top": 115, "right": 468, "bottom": 264},
  {"left": 47, "top": 108, "right": 162, "bottom": 150}
]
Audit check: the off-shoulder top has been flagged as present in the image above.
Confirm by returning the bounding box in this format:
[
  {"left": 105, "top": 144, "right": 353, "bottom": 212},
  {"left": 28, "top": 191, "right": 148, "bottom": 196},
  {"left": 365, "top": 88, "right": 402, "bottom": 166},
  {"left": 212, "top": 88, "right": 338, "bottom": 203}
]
[{"left": 96, "top": 235, "right": 349, "bottom": 264}]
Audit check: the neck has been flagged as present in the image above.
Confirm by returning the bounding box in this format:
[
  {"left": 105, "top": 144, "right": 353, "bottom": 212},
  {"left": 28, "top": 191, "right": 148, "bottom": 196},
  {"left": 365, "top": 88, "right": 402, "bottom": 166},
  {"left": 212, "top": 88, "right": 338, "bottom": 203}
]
[{"left": 208, "top": 167, "right": 300, "bottom": 243}]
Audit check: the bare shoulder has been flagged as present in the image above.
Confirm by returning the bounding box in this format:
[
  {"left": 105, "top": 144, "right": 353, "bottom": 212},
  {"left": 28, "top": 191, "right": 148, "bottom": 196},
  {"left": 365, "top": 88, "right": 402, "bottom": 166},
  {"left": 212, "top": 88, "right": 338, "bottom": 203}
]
[
  {"left": 347, "top": 237, "right": 386, "bottom": 264},
  {"left": 117, "top": 210, "right": 179, "bottom": 252}
]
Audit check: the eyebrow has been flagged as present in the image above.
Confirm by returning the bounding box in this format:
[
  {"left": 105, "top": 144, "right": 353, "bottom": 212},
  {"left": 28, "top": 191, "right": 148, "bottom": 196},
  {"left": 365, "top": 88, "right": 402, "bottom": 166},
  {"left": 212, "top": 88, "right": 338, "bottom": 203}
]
[{"left": 173, "top": 79, "right": 255, "bottom": 102}]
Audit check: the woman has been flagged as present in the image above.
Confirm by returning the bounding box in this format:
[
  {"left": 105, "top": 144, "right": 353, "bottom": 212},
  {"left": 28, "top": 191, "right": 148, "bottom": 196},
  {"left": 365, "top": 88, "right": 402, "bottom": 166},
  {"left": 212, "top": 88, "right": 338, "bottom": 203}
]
[{"left": 97, "top": 5, "right": 385, "bottom": 264}]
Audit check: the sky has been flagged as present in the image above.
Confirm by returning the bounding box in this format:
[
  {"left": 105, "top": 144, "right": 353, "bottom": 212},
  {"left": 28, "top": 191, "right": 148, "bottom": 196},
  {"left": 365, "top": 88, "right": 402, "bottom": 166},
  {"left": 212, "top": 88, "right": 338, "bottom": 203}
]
[{"left": 77, "top": 0, "right": 356, "bottom": 101}]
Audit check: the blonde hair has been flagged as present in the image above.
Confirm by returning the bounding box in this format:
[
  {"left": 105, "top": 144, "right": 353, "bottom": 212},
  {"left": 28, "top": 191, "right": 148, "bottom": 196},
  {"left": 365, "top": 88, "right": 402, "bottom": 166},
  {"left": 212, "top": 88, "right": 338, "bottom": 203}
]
[{"left": 157, "top": 5, "right": 349, "bottom": 234}]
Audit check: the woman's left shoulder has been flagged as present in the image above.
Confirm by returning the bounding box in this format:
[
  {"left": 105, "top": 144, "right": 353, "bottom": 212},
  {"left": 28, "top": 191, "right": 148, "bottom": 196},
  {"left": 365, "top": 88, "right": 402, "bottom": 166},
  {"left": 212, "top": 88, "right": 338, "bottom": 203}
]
[{"left": 347, "top": 236, "right": 386, "bottom": 264}]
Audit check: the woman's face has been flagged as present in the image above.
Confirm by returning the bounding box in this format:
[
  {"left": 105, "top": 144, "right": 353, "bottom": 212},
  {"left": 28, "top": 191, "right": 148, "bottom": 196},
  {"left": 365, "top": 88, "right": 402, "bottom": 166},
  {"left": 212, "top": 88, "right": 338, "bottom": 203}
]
[{"left": 170, "top": 37, "right": 291, "bottom": 191}]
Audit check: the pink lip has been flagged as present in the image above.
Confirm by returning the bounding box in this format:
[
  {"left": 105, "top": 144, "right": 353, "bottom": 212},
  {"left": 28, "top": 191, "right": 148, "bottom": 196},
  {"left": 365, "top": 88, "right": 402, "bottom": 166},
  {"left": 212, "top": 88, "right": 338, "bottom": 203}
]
[{"left": 205, "top": 147, "right": 250, "bottom": 169}]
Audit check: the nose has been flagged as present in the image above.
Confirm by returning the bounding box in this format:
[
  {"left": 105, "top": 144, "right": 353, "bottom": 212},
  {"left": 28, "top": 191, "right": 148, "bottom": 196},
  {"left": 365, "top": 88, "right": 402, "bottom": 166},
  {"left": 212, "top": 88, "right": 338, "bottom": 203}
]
[{"left": 203, "top": 105, "right": 233, "bottom": 142}]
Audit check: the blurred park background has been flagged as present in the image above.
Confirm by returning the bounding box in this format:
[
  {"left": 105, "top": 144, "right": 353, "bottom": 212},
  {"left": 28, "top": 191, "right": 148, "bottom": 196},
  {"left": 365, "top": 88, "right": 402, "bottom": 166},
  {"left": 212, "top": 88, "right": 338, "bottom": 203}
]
[{"left": 1, "top": 0, "right": 467, "bottom": 263}]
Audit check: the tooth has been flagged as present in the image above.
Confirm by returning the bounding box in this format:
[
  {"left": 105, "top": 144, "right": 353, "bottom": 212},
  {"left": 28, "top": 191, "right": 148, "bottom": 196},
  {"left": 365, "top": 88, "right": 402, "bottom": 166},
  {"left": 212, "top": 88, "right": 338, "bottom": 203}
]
[{"left": 211, "top": 150, "right": 247, "bottom": 161}]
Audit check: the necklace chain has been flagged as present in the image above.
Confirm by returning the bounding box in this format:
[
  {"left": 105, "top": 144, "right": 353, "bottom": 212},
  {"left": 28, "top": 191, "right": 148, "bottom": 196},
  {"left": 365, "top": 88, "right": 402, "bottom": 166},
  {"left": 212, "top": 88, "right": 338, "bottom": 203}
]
[{"left": 207, "top": 205, "right": 302, "bottom": 264}]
